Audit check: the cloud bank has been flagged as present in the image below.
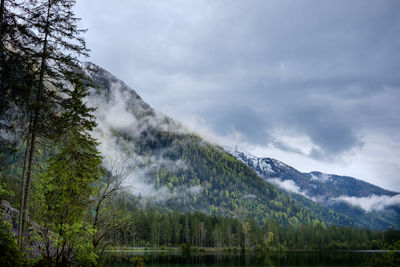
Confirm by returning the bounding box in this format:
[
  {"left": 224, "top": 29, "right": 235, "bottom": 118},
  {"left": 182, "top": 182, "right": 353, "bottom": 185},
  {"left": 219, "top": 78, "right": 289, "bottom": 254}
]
[
  {"left": 76, "top": 0, "right": 400, "bottom": 191},
  {"left": 87, "top": 78, "right": 197, "bottom": 203},
  {"left": 267, "top": 178, "right": 309, "bottom": 198},
  {"left": 331, "top": 194, "right": 400, "bottom": 212},
  {"left": 268, "top": 177, "right": 400, "bottom": 212}
]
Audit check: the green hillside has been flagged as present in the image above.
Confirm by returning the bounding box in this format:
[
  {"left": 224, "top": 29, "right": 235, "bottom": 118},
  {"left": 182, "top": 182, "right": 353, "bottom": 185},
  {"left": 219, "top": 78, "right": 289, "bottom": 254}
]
[{"left": 86, "top": 63, "right": 355, "bottom": 227}]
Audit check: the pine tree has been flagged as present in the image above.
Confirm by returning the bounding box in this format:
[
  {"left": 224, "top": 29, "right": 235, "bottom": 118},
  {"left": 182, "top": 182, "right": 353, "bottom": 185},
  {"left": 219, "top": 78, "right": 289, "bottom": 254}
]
[
  {"left": 16, "top": 0, "right": 90, "bottom": 249},
  {"left": 0, "top": 1, "right": 43, "bottom": 250},
  {"left": 33, "top": 78, "right": 101, "bottom": 265}
]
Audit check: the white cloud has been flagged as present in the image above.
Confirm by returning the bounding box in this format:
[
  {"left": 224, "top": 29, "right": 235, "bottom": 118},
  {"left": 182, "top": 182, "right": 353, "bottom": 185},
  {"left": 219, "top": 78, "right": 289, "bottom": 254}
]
[
  {"left": 88, "top": 84, "right": 139, "bottom": 161},
  {"left": 330, "top": 194, "right": 400, "bottom": 212},
  {"left": 124, "top": 168, "right": 203, "bottom": 203},
  {"left": 188, "top": 185, "right": 203, "bottom": 196},
  {"left": 86, "top": 78, "right": 194, "bottom": 203},
  {"left": 101, "top": 85, "right": 139, "bottom": 129},
  {"left": 267, "top": 178, "right": 309, "bottom": 198}
]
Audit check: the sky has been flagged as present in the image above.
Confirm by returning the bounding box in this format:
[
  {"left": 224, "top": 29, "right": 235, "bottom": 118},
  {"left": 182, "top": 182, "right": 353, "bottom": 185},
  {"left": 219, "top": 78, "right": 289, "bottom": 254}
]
[{"left": 75, "top": 0, "right": 400, "bottom": 192}]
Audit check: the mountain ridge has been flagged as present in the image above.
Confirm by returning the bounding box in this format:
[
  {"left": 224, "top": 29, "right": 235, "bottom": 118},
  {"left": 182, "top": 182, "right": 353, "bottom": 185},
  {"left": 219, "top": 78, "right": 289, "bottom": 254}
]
[
  {"left": 83, "top": 62, "right": 398, "bottom": 230},
  {"left": 225, "top": 146, "right": 400, "bottom": 229}
]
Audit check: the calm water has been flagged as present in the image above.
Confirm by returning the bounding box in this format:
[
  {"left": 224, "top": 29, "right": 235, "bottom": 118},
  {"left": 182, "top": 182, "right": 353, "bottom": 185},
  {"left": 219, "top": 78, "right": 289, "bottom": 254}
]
[{"left": 104, "top": 250, "right": 398, "bottom": 267}]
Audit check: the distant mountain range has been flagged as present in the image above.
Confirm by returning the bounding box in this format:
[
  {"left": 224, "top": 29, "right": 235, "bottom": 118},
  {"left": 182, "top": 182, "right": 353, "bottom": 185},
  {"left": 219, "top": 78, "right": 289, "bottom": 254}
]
[
  {"left": 85, "top": 62, "right": 399, "bottom": 230},
  {"left": 225, "top": 147, "right": 400, "bottom": 229}
]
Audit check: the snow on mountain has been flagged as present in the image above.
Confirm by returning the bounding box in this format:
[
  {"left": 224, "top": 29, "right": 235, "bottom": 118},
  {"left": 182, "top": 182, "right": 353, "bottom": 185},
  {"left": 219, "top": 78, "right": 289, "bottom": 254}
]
[{"left": 224, "top": 146, "right": 400, "bottom": 229}]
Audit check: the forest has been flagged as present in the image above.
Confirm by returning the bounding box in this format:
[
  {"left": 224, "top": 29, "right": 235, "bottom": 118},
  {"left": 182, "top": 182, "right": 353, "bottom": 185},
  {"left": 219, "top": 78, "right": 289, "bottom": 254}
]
[
  {"left": 0, "top": 0, "right": 399, "bottom": 266},
  {"left": 101, "top": 201, "right": 400, "bottom": 252}
]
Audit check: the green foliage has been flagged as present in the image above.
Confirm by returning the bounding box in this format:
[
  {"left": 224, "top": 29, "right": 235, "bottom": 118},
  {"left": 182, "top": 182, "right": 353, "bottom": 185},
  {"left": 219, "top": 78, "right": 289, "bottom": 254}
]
[
  {"left": 130, "top": 255, "right": 146, "bottom": 267},
  {"left": 56, "top": 222, "right": 98, "bottom": 264},
  {"left": 1, "top": 0, "right": 105, "bottom": 264},
  {"left": 32, "top": 84, "right": 102, "bottom": 264},
  {"left": 0, "top": 214, "right": 25, "bottom": 266},
  {"left": 33, "top": 81, "right": 101, "bottom": 225},
  {"left": 103, "top": 203, "right": 400, "bottom": 251},
  {"left": 182, "top": 242, "right": 192, "bottom": 256},
  {"left": 367, "top": 240, "right": 400, "bottom": 267},
  {"left": 0, "top": 183, "right": 13, "bottom": 197},
  {"left": 100, "top": 123, "right": 400, "bottom": 251},
  {"left": 121, "top": 130, "right": 320, "bottom": 226},
  {"left": 91, "top": 192, "right": 133, "bottom": 255},
  {"left": 35, "top": 152, "right": 99, "bottom": 220}
]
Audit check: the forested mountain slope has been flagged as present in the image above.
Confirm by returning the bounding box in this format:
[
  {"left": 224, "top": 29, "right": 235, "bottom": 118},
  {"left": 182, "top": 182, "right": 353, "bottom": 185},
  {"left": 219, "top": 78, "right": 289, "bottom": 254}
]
[
  {"left": 84, "top": 62, "right": 354, "bottom": 227},
  {"left": 227, "top": 148, "right": 400, "bottom": 230}
]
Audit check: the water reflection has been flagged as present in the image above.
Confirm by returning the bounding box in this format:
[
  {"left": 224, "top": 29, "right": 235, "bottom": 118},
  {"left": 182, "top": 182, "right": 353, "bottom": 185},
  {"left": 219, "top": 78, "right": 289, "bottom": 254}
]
[{"left": 104, "top": 250, "right": 397, "bottom": 267}]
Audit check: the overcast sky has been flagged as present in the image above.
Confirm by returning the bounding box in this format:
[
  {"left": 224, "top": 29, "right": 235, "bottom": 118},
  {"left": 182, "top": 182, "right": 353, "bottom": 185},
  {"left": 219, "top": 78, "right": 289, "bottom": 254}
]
[{"left": 75, "top": 0, "right": 400, "bottom": 191}]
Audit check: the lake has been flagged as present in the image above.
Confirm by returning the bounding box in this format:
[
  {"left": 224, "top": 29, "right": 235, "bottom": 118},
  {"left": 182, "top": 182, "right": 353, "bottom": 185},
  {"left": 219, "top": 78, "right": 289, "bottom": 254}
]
[{"left": 104, "top": 250, "right": 399, "bottom": 266}]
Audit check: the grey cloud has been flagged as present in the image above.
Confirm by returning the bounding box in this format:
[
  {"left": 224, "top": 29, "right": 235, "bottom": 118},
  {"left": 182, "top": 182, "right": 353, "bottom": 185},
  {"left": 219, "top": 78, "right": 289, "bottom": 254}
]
[
  {"left": 272, "top": 141, "right": 305, "bottom": 155},
  {"left": 75, "top": 0, "right": 400, "bottom": 189},
  {"left": 202, "top": 105, "right": 271, "bottom": 144},
  {"left": 287, "top": 105, "right": 364, "bottom": 159}
]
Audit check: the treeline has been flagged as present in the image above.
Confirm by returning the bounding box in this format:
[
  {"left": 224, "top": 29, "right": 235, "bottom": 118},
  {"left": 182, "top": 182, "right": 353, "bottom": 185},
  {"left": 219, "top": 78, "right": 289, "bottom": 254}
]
[{"left": 107, "top": 204, "right": 400, "bottom": 251}]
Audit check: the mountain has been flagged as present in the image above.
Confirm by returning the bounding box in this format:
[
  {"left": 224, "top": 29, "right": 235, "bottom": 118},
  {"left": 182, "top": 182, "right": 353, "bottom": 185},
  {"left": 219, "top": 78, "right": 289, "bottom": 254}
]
[
  {"left": 84, "top": 62, "right": 355, "bottom": 227},
  {"left": 226, "top": 147, "right": 400, "bottom": 230}
]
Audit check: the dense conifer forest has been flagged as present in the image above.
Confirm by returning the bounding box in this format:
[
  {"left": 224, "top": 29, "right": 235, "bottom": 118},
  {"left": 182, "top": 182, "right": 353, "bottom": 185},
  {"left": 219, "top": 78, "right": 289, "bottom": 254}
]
[{"left": 100, "top": 201, "right": 400, "bottom": 251}]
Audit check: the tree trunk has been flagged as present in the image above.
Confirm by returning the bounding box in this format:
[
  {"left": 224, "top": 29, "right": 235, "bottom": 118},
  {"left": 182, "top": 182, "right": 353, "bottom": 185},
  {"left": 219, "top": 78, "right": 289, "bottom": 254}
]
[
  {"left": 92, "top": 196, "right": 103, "bottom": 250},
  {"left": 17, "top": 129, "right": 31, "bottom": 248}
]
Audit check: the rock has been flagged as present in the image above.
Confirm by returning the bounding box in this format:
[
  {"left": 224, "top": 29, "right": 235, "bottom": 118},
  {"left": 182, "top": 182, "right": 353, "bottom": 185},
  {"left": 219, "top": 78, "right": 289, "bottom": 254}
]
[{"left": 1, "top": 199, "right": 56, "bottom": 259}]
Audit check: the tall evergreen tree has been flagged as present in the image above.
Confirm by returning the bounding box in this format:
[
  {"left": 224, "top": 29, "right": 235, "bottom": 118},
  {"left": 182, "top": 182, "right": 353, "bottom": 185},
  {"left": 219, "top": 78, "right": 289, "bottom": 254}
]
[
  {"left": 33, "top": 77, "right": 102, "bottom": 265},
  {"left": 15, "top": 0, "right": 90, "bottom": 249},
  {"left": 0, "top": 2, "right": 41, "bottom": 249}
]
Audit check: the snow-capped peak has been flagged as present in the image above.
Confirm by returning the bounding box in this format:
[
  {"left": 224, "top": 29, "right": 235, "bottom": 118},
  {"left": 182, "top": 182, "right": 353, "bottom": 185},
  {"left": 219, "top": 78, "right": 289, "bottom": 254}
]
[{"left": 223, "top": 146, "right": 276, "bottom": 175}]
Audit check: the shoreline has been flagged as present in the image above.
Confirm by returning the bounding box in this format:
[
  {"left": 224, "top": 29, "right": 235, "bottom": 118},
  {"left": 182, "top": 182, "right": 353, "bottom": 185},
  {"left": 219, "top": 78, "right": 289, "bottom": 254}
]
[{"left": 104, "top": 247, "right": 400, "bottom": 253}]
